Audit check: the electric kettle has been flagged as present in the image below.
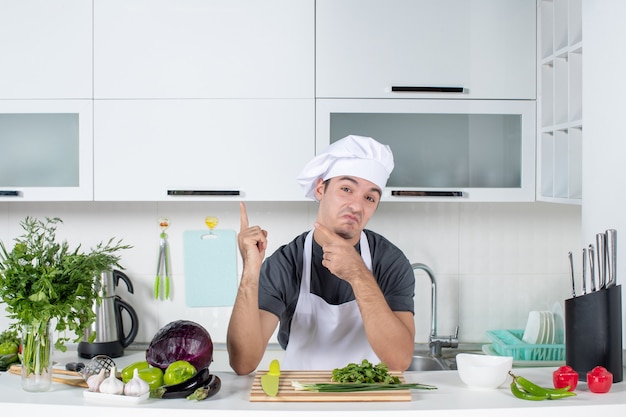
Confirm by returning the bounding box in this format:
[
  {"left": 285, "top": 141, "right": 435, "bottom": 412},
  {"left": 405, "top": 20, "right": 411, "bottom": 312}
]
[{"left": 78, "top": 269, "right": 139, "bottom": 359}]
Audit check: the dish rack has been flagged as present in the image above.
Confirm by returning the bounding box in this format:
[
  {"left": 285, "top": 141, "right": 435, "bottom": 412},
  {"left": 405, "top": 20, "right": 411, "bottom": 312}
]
[{"left": 485, "top": 329, "right": 565, "bottom": 361}]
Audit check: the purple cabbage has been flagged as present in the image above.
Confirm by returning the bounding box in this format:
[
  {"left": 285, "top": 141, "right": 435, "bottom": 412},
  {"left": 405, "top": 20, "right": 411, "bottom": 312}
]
[{"left": 146, "top": 320, "right": 213, "bottom": 371}]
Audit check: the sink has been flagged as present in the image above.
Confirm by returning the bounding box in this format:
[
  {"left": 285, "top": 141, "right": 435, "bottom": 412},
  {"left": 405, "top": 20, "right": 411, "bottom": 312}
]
[
  {"left": 407, "top": 349, "right": 484, "bottom": 371},
  {"left": 407, "top": 355, "right": 450, "bottom": 371}
]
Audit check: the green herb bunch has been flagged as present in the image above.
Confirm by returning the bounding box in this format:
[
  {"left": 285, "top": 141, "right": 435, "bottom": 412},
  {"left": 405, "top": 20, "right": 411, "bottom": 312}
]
[
  {"left": 0, "top": 216, "right": 131, "bottom": 351},
  {"left": 331, "top": 359, "right": 401, "bottom": 384}
]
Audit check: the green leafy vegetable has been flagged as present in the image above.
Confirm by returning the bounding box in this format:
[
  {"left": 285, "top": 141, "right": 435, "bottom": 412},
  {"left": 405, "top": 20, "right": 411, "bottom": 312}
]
[
  {"left": 331, "top": 359, "right": 400, "bottom": 384},
  {"left": 291, "top": 381, "right": 437, "bottom": 392},
  {"left": 0, "top": 329, "right": 19, "bottom": 354},
  {"left": 0, "top": 329, "right": 19, "bottom": 346},
  {"left": 0, "top": 216, "right": 131, "bottom": 351}
]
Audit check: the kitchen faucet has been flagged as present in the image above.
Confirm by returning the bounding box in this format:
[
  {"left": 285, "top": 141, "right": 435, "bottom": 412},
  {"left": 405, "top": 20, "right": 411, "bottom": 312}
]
[{"left": 412, "top": 263, "right": 459, "bottom": 357}]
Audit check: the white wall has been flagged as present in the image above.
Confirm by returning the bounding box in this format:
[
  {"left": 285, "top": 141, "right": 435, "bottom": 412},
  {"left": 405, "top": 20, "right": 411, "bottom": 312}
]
[
  {"left": 0, "top": 200, "right": 580, "bottom": 346},
  {"left": 582, "top": 1, "right": 626, "bottom": 332}
]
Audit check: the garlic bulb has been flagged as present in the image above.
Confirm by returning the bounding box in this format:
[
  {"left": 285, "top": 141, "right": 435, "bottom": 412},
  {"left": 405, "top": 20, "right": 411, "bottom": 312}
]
[
  {"left": 87, "top": 368, "right": 106, "bottom": 392},
  {"left": 124, "top": 368, "right": 150, "bottom": 397},
  {"left": 98, "top": 366, "right": 125, "bottom": 395}
]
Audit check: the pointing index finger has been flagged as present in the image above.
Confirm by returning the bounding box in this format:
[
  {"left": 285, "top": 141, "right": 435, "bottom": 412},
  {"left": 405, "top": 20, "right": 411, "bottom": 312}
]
[{"left": 240, "top": 202, "right": 249, "bottom": 231}]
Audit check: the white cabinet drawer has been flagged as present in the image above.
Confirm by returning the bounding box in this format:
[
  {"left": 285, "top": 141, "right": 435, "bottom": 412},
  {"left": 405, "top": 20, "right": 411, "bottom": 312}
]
[
  {"left": 94, "top": 99, "right": 314, "bottom": 201},
  {"left": 94, "top": 0, "right": 314, "bottom": 99},
  {"left": 316, "top": 0, "right": 536, "bottom": 100},
  {"left": 0, "top": 0, "right": 92, "bottom": 99}
]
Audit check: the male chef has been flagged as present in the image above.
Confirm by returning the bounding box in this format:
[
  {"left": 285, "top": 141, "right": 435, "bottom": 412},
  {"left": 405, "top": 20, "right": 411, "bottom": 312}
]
[{"left": 227, "top": 135, "right": 415, "bottom": 374}]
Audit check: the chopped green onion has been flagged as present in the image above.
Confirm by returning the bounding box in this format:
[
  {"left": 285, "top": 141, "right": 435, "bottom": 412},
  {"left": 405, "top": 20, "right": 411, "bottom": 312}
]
[{"left": 291, "top": 381, "right": 437, "bottom": 392}]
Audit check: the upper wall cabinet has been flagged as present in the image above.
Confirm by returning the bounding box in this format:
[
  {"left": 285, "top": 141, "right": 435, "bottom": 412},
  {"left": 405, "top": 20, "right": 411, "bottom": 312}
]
[
  {"left": 0, "top": 100, "right": 94, "bottom": 201},
  {"left": 0, "top": 1, "right": 92, "bottom": 99},
  {"left": 316, "top": 0, "right": 536, "bottom": 100},
  {"left": 93, "top": 99, "right": 313, "bottom": 201},
  {"left": 317, "top": 99, "right": 536, "bottom": 202},
  {"left": 0, "top": 1, "right": 93, "bottom": 201},
  {"left": 93, "top": 0, "right": 314, "bottom": 99}
]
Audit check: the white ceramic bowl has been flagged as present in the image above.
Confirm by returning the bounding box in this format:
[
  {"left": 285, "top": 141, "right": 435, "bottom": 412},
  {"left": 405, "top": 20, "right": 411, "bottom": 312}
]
[{"left": 456, "top": 353, "right": 513, "bottom": 389}]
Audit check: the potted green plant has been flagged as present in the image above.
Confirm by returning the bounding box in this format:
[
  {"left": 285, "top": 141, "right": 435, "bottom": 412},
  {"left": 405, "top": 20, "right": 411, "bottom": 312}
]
[{"left": 0, "top": 216, "right": 131, "bottom": 391}]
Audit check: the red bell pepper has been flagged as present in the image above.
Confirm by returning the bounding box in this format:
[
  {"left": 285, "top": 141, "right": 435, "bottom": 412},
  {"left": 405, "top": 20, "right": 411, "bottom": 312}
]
[
  {"left": 587, "top": 366, "right": 613, "bottom": 393},
  {"left": 553, "top": 365, "right": 578, "bottom": 391}
]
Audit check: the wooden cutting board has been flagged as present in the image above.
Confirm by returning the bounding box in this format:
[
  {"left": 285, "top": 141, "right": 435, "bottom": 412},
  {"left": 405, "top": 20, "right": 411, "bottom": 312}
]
[
  {"left": 250, "top": 370, "right": 411, "bottom": 402},
  {"left": 8, "top": 364, "right": 88, "bottom": 388}
]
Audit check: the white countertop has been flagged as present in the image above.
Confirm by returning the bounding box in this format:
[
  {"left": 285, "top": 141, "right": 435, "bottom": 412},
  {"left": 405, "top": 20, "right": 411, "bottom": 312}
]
[{"left": 1, "top": 348, "right": 626, "bottom": 417}]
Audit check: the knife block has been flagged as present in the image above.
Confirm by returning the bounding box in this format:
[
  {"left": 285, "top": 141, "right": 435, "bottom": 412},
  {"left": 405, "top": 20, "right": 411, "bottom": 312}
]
[{"left": 564, "top": 285, "right": 623, "bottom": 382}]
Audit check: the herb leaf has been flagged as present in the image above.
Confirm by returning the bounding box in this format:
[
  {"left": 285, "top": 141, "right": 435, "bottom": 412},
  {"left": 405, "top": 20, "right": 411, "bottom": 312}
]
[
  {"left": 292, "top": 381, "right": 437, "bottom": 392},
  {"left": 0, "top": 217, "right": 131, "bottom": 351},
  {"left": 331, "top": 359, "right": 400, "bottom": 384}
]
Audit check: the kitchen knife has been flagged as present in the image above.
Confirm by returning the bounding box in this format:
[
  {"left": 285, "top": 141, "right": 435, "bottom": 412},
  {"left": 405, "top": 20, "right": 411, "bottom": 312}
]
[
  {"left": 589, "top": 244, "right": 596, "bottom": 292},
  {"left": 596, "top": 233, "right": 607, "bottom": 289},
  {"left": 568, "top": 251, "right": 576, "bottom": 298},
  {"left": 260, "top": 359, "right": 281, "bottom": 397},
  {"left": 606, "top": 229, "right": 617, "bottom": 288},
  {"left": 582, "top": 248, "right": 587, "bottom": 295}
]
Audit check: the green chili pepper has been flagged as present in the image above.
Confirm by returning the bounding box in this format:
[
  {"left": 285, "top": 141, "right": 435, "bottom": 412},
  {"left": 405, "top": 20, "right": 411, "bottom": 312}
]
[
  {"left": 509, "top": 371, "right": 576, "bottom": 401},
  {"left": 510, "top": 379, "right": 548, "bottom": 401}
]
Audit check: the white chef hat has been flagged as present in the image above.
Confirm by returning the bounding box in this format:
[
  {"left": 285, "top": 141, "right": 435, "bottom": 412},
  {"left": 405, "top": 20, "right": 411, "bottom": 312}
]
[{"left": 296, "top": 135, "right": 394, "bottom": 200}]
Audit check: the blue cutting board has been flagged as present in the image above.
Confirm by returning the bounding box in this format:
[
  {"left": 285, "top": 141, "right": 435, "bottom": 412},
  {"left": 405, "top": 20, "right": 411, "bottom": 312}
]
[{"left": 183, "top": 229, "right": 238, "bottom": 307}]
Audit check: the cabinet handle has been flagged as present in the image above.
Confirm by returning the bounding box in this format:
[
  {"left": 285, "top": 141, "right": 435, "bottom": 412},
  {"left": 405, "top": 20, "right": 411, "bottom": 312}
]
[
  {"left": 391, "top": 86, "right": 464, "bottom": 93},
  {"left": 391, "top": 190, "right": 464, "bottom": 197},
  {"left": 167, "top": 190, "right": 240, "bottom": 196},
  {"left": 0, "top": 190, "right": 21, "bottom": 197}
]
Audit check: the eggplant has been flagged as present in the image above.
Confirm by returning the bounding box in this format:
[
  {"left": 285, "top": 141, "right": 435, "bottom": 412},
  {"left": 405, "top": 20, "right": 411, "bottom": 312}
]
[
  {"left": 186, "top": 374, "right": 222, "bottom": 401},
  {"left": 151, "top": 366, "right": 212, "bottom": 399}
]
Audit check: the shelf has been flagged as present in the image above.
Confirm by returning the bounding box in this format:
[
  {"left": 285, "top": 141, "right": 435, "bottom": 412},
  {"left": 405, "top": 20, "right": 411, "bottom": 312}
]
[
  {"left": 536, "top": 195, "right": 582, "bottom": 205},
  {"left": 554, "top": 55, "right": 569, "bottom": 126},
  {"left": 554, "top": 0, "right": 569, "bottom": 51},
  {"left": 569, "top": 0, "right": 583, "bottom": 45},
  {"left": 537, "top": 0, "right": 583, "bottom": 203},
  {"left": 569, "top": 50, "right": 583, "bottom": 122},
  {"left": 540, "top": 132, "right": 554, "bottom": 197},
  {"left": 568, "top": 127, "right": 583, "bottom": 199},
  {"left": 542, "top": 121, "right": 582, "bottom": 133},
  {"left": 540, "top": 63, "right": 554, "bottom": 127}
]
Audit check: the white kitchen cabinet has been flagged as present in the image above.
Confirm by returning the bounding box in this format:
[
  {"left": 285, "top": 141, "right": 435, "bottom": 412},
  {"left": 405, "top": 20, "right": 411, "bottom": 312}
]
[
  {"left": 0, "top": 0, "right": 92, "bottom": 99},
  {"left": 316, "top": 0, "right": 536, "bottom": 100},
  {"left": 94, "top": 0, "right": 314, "bottom": 99},
  {"left": 317, "top": 99, "right": 536, "bottom": 202},
  {"left": 537, "top": 0, "right": 582, "bottom": 204},
  {"left": 93, "top": 99, "right": 314, "bottom": 201},
  {"left": 0, "top": 100, "right": 94, "bottom": 201}
]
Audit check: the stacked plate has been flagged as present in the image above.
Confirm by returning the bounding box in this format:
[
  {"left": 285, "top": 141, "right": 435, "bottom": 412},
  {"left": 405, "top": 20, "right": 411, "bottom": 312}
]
[
  {"left": 482, "top": 303, "right": 566, "bottom": 364},
  {"left": 522, "top": 310, "right": 556, "bottom": 345}
]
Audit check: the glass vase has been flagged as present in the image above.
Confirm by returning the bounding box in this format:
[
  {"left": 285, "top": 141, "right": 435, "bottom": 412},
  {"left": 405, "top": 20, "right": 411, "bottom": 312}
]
[{"left": 20, "top": 321, "right": 53, "bottom": 392}]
